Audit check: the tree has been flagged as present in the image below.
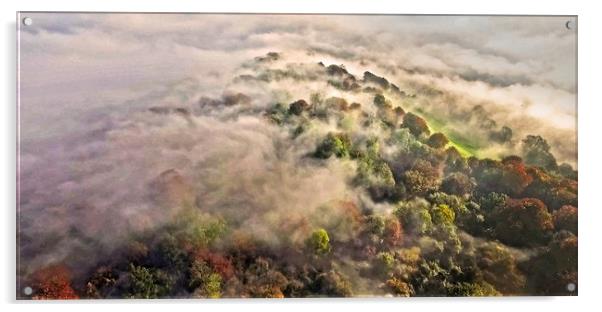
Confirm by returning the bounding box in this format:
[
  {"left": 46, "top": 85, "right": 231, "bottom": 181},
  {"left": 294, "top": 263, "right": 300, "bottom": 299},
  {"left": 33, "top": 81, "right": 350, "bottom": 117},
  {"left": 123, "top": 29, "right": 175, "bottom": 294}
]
[
  {"left": 188, "top": 260, "right": 222, "bottom": 298},
  {"left": 150, "top": 233, "right": 188, "bottom": 271},
  {"left": 428, "top": 192, "right": 469, "bottom": 217},
  {"left": 403, "top": 170, "right": 433, "bottom": 197},
  {"left": 314, "top": 270, "right": 353, "bottom": 297},
  {"left": 522, "top": 135, "right": 558, "bottom": 171},
  {"left": 491, "top": 198, "right": 554, "bottom": 247},
  {"left": 444, "top": 146, "right": 469, "bottom": 174},
  {"left": 394, "top": 198, "right": 433, "bottom": 235},
  {"left": 473, "top": 156, "right": 532, "bottom": 197},
  {"left": 324, "top": 97, "right": 349, "bottom": 111},
  {"left": 364, "top": 71, "right": 390, "bottom": 89},
  {"left": 374, "top": 251, "right": 395, "bottom": 275},
  {"left": 386, "top": 277, "right": 413, "bottom": 296},
  {"left": 266, "top": 103, "right": 289, "bottom": 125},
  {"left": 410, "top": 260, "right": 449, "bottom": 295},
  {"left": 288, "top": 99, "right": 310, "bottom": 116},
  {"left": 314, "top": 133, "right": 352, "bottom": 159},
  {"left": 365, "top": 215, "right": 385, "bottom": 237},
  {"left": 242, "top": 257, "right": 289, "bottom": 298},
  {"left": 427, "top": 133, "right": 449, "bottom": 149},
  {"left": 430, "top": 204, "right": 456, "bottom": 225},
  {"left": 126, "top": 264, "right": 175, "bottom": 299},
  {"left": 490, "top": 126, "right": 513, "bottom": 143},
  {"left": 548, "top": 231, "right": 578, "bottom": 271},
  {"left": 352, "top": 139, "right": 397, "bottom": 201},
  {"left": 553, "top": 205, "right": 577, "bottom": 234},
  {"left": 307, "top": 229, "right": 331, "bottom": 255},
  {"left": 327, "top": 64, "right": 349, "bottom": 76},
  {"left": 522, "top": 231, "right": 577, "bottom": 295},
  {"left": 441, "top": 172, "right": 475, "bottom": 196},
  {"left": 476, "top": 242, "right": 526, "bottom": 294},
  {"left": 394, "top": 107, "right": 405, "bottom": 116},
  {"left": 391, "top": 128, "right": 421, "bottom": 154},
  {"left": 349, "top": 102, "right": 362, "bottom": 110},
  {"left": 402, "top": 160, "right": 441, "bottom": 197},
  {"left": 402, "top": 112, "right": 430, "bottom": 137},
  {"left": 30, "top": 264, "right": 79, "bottom": 299},
  {"left": 523, "top": 167, "right": 577, "bottom": 210},
  {"left": 222, "top": 92, "right": 251, "bottom": 106},
  {"left": 446, "top": 281, "right": 500, "bottom": 296},
  {"left": 377, "top": 104, "right": 401, "bottom": 128},
  {"left": 85, "top": 266, "right": 117, "bottom": 298},
  {"left": 384, "top": 217, "right": 404, "bottom": 247},
  {"left": 255, "top": 51, "right": 280, "bottom": 62},
  {"left": 373, "top": 94, "right": 390, "bottom": 108},
  {"left": 499, "top": 156, "right": 533, "bottom": 196},
  {"left": 478, "top": 192, "right": 508, "bottom": 213},
  {"left": 558, "top": 163, "right": 577, "bottom": 180},
  {"left": 193, "top": 250, "right": 234, "bottom": 280}
]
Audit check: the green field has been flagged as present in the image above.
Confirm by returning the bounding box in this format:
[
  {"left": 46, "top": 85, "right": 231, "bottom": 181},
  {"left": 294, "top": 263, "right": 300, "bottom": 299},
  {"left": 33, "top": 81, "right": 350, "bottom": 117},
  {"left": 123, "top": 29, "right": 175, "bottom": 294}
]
[{"left": 414, "top": 108, "right": 480, "bottom": 158}]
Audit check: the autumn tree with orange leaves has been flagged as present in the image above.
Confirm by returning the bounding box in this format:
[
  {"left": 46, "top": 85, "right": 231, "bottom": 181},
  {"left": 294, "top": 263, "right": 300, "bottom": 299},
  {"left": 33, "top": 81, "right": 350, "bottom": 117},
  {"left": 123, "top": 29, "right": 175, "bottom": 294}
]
[{"left": 29, "top": 264, "right": 79, "bottom": 299}]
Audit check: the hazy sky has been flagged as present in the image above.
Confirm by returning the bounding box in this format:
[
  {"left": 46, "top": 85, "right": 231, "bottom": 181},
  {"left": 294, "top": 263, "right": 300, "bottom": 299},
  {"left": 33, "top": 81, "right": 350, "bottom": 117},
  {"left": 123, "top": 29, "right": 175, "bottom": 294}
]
[{"left": 19, "top": 13, "right": 576, "bottom": 142}]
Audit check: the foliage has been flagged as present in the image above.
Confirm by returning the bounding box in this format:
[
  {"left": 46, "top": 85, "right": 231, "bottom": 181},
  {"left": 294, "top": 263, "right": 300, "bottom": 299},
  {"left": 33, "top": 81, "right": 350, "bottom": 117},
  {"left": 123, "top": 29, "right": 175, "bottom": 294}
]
[
  {"left": 288, "top": 99, "right": 310, "bottom": 116},
  {"left": 403, "top": 160, "right": 441, "bottom": 197},
  {"left": 447, "top": 281, "right": 500, "bottom": 296},
  {"left": 352, "top": 138, "right": 397, "bottom": 200},
  {"left": 522, "top": 135, "right": 558, "bottom": 171},
  {"left": 523, "top": 167, "right": 577, "bottom": 210},
  {"left": 472, "top": 156, "right": 533, "bottom": 197},
  {"left": 491, "top": 198, "right": 554, "bottom": 247},
  {"left": 395, "top": 199, "right": 433, "bottom": 235},
  {"left": 558, "top": 163, "right": 577, "bottom": 180},
  {"left": 383, "top": 217, "right": 404, "bottom": 247},
  {"left": 365, "top": 215, "right": 385, "bottom": 236},
  {"left": 375, "top": 251, "right": 395, "bottom": 275},
  {"left": 441, "top": 172, "right": 475, "bottom": 196},
  {"left": 444, "top": 146, "right": 470, "bottom": 174},
  {"left": 30, "top": 265, "right": 79, "bottom": 300},
  {"left": 325, "top": 97, "right": 349, "bottom": 111},
  {"left": 427, "top": 132, "right": 449, "bottom": 149},
  {"left": 430, "top": 204, "right": 456, "bottom": 225},
  {"left": 402, "top": 112, "right": 431, "bottom": 137},
  {"left": 373, "top": 94, "right": 390, "bottom": 108},
  {"left": 490, "top": 126, "right": 513, "bottom": 143},
  {"left": 188, "top": 260, "right": 222, "bottom": 298},
  {"left": 364, "top": 71, "right": 390, "bottom": 89},
  {"left": 313, "top": 270, "right": 353, "bottom": 297},
  {"left": 476, "top": 242, "right": 526, "bottom": 294},
  {"left": 85, "top": 267, "right": 118, "bottom": 298},
  {"left": 126, "top": 264, "right": 175, "bottom": 299},
  {"left": 266, "top": 103, "right": 289, "bottom": 125},
  {"left": 391, "top": 128, "right": 422, "bottom": 154},
  {"left": 242, "top": 258, "right": 289, "bottom": 298},
  {"left": 553, "top": 205, "right": 577, "bottom": 234},
  {"left": 307, "top": 228, "right": 331, "bottom": 255},
  {"left": 314, "top": 132, "right": 352, "bottom": 159},
  {"left": 386, "top": 277, "right": 413, "bottom": 296},
  {"left": 522, "top": 231, "right": 577, "bottom": 295},
  {"left": 478, "top": 192, "right": 509, "bottom": 213}
]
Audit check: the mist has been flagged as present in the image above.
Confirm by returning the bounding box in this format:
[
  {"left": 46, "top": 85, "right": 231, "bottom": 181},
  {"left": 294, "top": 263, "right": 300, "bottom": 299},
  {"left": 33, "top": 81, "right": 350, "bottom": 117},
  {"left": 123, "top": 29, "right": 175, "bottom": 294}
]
[{"left": 17, "top": 13, "right": 577, "bottom": 297}]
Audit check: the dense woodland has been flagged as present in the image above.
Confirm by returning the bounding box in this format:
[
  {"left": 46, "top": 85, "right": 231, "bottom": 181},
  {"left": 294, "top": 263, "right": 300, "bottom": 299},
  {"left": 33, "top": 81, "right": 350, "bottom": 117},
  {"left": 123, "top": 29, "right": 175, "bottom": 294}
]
[{"left": 21, "top": 53, "right": 577, "bottom": 299}]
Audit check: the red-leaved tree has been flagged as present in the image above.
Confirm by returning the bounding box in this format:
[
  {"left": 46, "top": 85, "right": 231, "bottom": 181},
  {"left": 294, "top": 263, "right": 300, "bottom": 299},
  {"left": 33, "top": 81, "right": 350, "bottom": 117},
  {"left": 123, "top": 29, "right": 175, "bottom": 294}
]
[{"left": 30, "top": 264, "right": 79, "bottom": 300}]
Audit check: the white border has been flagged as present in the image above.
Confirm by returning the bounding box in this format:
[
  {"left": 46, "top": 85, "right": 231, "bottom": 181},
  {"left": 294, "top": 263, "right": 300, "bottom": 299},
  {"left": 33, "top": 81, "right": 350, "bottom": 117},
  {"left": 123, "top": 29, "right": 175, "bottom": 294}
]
[{"left": 2, "top": 0, "right": 600, "bottom": 311}]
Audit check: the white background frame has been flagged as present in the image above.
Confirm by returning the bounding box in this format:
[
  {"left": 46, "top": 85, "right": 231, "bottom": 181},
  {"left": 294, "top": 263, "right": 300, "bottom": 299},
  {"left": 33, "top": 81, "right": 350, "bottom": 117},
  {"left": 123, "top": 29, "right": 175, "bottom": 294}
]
[{"left": 2, "top": 0, "right": 600, "bottom": 311}]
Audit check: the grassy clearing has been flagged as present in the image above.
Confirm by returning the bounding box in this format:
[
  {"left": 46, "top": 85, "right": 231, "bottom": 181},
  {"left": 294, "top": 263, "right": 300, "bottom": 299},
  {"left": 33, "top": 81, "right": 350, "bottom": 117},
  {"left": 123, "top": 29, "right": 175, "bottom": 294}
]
[{"left": 413, "top": 108, "right": 479, "bottom": 158}]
